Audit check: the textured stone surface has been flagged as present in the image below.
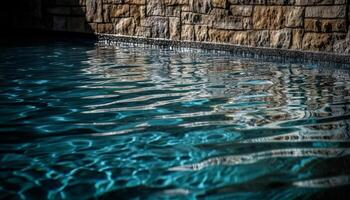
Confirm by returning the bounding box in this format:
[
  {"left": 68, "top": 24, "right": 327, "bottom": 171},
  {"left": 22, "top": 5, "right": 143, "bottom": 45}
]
[
  {"left": 302, "top": 33, "right": 333, "bottom": 52},
  {"left": 285, "top": 7, "right": 304, "bottom": 28},
  {"left": 86, "top": 0, "right": 103, "bottom": 22},
  {"left": 270, "top": 28, "right": 292, "bottom": 48},
  {"left": 110, "top": 5, "right": 129, "bottom": 18},
  {"left": 181, "top": 24, "right": 195, "bottom": 40},
  {"left": 115, "top": 18, "right": 135, "bottom": 35},
  {"left": 305, "top": 6, "right": 346, "bottom": 18},
  {"left": 14, "top": 0, "right": 350, "bottom": 54},
  {"left": 97, "top": 23, "right": 113, "bottom": 33},
  {"left": 304, "top": 19, "right": 347, "bottom": 33},
  {"left": 194, "top": 25, "right": 208, "bottom": 41},
  {"left": 253, "top": 6, "right": 284, "bottom": 30},
  {"left": 147, "top": 17, "right": 169, "bottom": 38},
  {"left": 334, "top": 31, "right": 350, "bottom": 54},
  {"left": 230, "top": 5, "right": 253, "bottom": 17},
  {"left": 250, "top": 30, "right": 270, "bottom": 47},
  {"left": 190, "top": 0, "right": 212, "bottom": 14},
  {"left": 295, "top": 0, "right": 333, "bottom": 5},
  {"left": 213, "top": 16, "right": 242, "bottom": 30},
  {"left": 291, "top": 29, "right": 303, "bottom": 50},
  {"left": 169, "top": 17, "right": 181, "bottom": 40},
  {"left": 212, "top": 0, "right": 227, "bottom": 8},
  {"left": 147, "top": 0, "right": 165, "bottom": 16},
  {"left": 135, "top": 26, "right": 151, "bottom": 37},
  {"left": 208, "top": 29, "right": 233, "bottom": 43},
  {"left": 230, "top": 31, "right": 250, "bottom": 45}
]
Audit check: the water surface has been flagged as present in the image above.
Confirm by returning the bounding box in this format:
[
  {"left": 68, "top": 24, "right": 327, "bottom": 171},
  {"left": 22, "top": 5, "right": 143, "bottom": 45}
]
[{"left": 1, "top": 37, "right": 350, "bottom": 199}]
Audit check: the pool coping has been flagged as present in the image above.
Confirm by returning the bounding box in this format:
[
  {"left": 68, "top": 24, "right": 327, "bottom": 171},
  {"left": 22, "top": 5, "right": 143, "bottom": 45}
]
[{"left": 97, "top": 34, "right": 350, "bottom": 65}]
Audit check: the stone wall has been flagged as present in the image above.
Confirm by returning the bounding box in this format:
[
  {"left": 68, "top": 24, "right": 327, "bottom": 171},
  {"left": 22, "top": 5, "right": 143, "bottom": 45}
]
[
  {"left": 1, "top": 0, "right": 44, "bottom": 30},
  {"left": 13, "top": 0, "right": 350, "bottom": 54}
]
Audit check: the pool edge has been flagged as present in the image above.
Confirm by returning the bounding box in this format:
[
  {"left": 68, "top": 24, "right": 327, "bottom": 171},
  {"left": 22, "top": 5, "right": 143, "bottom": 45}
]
[{"left": 97, "top": 34, "right": 350, "bottom": 65}]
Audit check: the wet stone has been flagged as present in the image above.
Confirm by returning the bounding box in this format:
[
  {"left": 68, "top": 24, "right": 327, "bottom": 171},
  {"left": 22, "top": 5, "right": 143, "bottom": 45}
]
[
  {"left": 169, "top": 17, "right": 181, "bottom": 40},
  {"left": 194, "top": 25, "right": 208, "bottom": 41},
  {"left": 302, "top": 33, "right": 333, "bottom": 52},
  {"left": 181, "top": 24, "right": 195, "bottom": 40},
  {"left": 270, "top": 28, "right": 292, "bottom": 49},
  {"left": 147, "top": 0, "right": 165, "bottom": 16},
  {"left": 305, "top": 5, "right": 346, "bottom": 18},
  {"left": 253, "top": 6, "right": 284, "bottom": 30},
  {"left": 86, "top": 0, "right": 103, "bottom": 22},
  {"left": 115, "top": 18, "right": 136, "bottom": 35},
  {"left": 249, "top": 30, "right": 270, "bottom": 47}
]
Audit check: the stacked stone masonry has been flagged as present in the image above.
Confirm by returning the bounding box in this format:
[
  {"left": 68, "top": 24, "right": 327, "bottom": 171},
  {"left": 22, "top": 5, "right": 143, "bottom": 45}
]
[{"left": 21, "top": 0, "right": 350, "bottom": 53}]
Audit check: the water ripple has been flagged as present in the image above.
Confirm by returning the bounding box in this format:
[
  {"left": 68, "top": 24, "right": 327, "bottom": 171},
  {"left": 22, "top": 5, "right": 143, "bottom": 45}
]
[{"left": 1, "top": 39, "right": 350, "bottom": 199}]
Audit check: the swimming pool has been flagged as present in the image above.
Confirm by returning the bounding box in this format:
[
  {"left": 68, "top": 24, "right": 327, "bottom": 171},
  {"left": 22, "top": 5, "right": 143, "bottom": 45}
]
[{"left": 1, "top": 36, "right": 350, "bottom": 199}]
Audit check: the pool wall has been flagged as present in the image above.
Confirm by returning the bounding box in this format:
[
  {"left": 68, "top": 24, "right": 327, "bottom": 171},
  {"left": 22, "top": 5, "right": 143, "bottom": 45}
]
[{"left": 4, "top": 0, "right": 350, "bottom": 55}]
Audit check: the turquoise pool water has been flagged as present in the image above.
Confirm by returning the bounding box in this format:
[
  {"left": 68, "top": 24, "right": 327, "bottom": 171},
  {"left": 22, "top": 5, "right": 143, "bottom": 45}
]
[{"left": 1, "top": 37, "right": 350, "bottom": 199}]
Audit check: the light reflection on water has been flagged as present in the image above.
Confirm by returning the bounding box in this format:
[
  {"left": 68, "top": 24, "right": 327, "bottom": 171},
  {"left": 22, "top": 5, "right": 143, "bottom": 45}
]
[{"left": 0, "top": 38, "right": 350, "bottom": 199}]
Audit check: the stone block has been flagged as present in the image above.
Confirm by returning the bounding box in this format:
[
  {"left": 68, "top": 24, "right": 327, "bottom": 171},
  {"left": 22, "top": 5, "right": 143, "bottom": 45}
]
[
  {"left": 208, "top": 29, "right": 233, "bottom": 43},
  {"left": 181, "top": 25, "right": 195, "bottom": 40},
  {"left": 270, "top": 28, "right": 292, "bottom": 48},
  {"left": 334, "top": 0, "right": 346, "bottom": 4},
  {"left": 125, "top": 0, "right": 146, "bottom": 4},
  {"left": 181, "top": 5, "right": 191, "bottom": 12},
  {"left": 181, "top": 12, "right": 213, "bottom": 25},
  {"left": 253, "top": 6, "right": 284, "bottom": 30},
  {"left": 194, "top": 25, "right": 208, "bottom": 41},
  {"left": 230, "top": 31, "right": 250, "bottom": 45},
  {"left": 165, "top": 0, "right": 189, "bottom": 5},
  {"left": 86, "top": 0, "right": 103, "bottom": 22},
  {"left": 103, "top": 5, "right": 111, "bottom": 22},
  {"left": 114, "top": 17, "right": 135, "bottom": 35},
  {"left": 305, "top": 6, "right": 346, "bottom": 18},
  {"left": 169, "top": 17, "right": 181, "bottom": 40},
  {"left": 87, "top": 23, "right": 98, "bottom": 33},
  {"left": 249, "top": 30, "right": 270, "bottom": 47},
  {"left": 110, "top": 4, "right": 129, "bottom": 17},
  {"left": 294, "top": 0, "right": 333, "bottom": 5},
  {"left": 266, "top": 0, "right": 288, "bottom": 4},
  {"left": 130, "top": 5, "right": 142, "bottom": 25},
  {"left": 213, "top": 16, "right": 242, "bottom": 30},
  {"left": 142, "top": 17, "right": 169, "bottom": 38},
  {"left": 230, "top": 5, "right": 253, "bottom": 17},
  {"left": 147, "top": 0, "right": 165, "bottom": 16},
  {"left": 333, "top": 31, "right": 350, "bottom": 54},
  {"left": 304, "top": 19, "right": 347, "bottom": 33},
  {"left": 228, "top": 0, "right": 265, "bottom": 4},
  {"left": 302, "top": 33, "right": 333, "bottom": 52},
  {"left": 291, "top": 29, "right": 304, "bottom": 50},
  {"left": 97, "top": 23, "right": 114, "bottom": 33},
  {"left": 166, "top": 6, "right": 182, "bottom": 17},
  {"left": 285, "top": 7, "right": 304, "bottom": 28},
  {"left": 210, "top": 8, "right": 229, "bottom": 16},
  {"left": 190, "top": 0, "right": 212, "bottom": 14},
  {"left": 243, "top": 17, "right": 252, "bottom": 29},
  {"left": 135, "top": 26, "right": 151, "bottom": 37},
  {"left": 212, "top": 0, "right": 227, "bottom": 8}
]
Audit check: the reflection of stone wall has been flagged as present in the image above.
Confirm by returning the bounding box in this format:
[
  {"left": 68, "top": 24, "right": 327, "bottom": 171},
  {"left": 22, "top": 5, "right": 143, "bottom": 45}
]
[{"left": 15, "top": 0, "right": 350, "bottom": 54}]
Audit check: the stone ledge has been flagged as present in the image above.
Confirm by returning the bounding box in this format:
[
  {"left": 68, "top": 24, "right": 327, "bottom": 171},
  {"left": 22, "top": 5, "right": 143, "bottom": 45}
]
[{"left": 97, "top": 34, "right": 350, "bottom": 65}]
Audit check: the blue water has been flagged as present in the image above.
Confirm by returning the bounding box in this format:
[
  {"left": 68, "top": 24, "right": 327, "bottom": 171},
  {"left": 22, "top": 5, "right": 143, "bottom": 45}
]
[{"left": 1, "top": 37, "right": 350, "bottom": 199}]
